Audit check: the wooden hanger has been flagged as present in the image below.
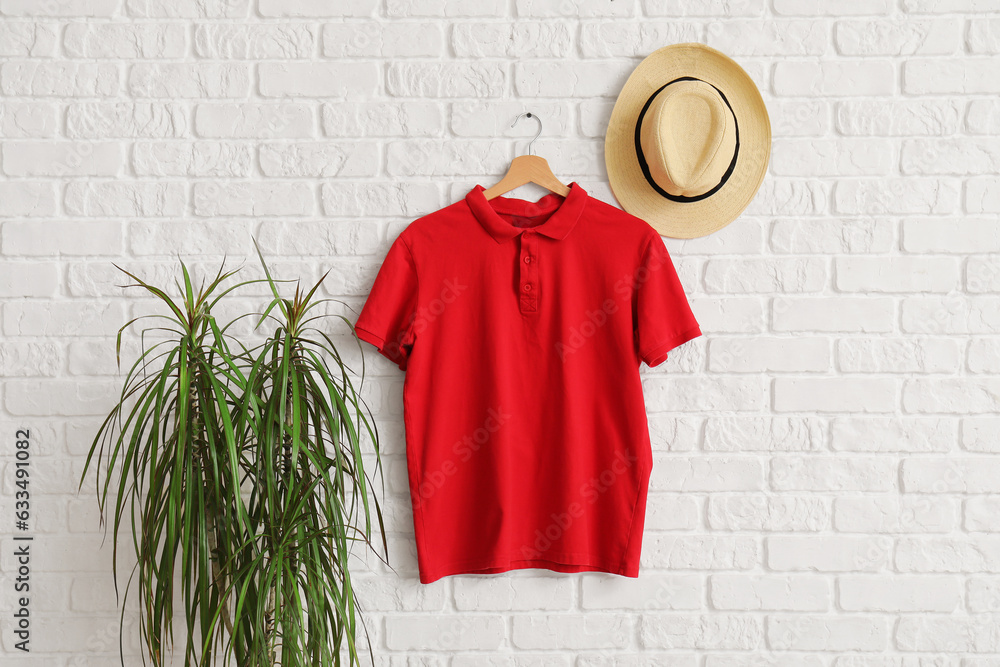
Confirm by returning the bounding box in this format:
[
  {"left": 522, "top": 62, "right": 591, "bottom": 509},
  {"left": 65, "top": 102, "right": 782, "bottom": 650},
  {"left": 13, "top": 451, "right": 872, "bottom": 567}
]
[{"left": 483, "top": 112, "right": 571, "bottom": 200}]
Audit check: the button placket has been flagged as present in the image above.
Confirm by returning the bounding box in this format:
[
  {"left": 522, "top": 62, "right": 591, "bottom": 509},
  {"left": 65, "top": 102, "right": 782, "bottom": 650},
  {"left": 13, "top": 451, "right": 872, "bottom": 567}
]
[{"left": 519, "top": 230, "right": 538, "bottom": 314}]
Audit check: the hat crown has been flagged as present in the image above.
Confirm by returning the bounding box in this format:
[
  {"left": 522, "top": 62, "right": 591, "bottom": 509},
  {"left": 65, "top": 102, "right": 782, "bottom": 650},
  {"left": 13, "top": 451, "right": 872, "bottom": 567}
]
[{"left": 639, "top": 79, "right": 737, "bottom": 198}]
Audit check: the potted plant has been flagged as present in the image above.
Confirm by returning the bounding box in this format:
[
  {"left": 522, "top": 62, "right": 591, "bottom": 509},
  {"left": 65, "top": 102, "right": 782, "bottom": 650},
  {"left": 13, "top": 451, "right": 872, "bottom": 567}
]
[{"left": 80, "top": 241, "right": 387, "bottom": 666}]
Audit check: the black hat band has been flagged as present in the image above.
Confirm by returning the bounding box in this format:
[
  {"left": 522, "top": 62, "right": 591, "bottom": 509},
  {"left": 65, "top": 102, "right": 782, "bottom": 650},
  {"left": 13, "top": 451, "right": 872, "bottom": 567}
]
[{"left": 633, "top": 76, "right": 741, "bottom": 204}]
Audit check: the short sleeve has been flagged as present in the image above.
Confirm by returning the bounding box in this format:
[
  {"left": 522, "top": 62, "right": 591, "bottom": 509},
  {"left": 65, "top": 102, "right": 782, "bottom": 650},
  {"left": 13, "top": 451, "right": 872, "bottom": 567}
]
[
  {"left": 634, "top": 233, "right": 702, "bottom": 367},
  {"left": 354, "top": 233, "right": 419, "bottom": 371}
]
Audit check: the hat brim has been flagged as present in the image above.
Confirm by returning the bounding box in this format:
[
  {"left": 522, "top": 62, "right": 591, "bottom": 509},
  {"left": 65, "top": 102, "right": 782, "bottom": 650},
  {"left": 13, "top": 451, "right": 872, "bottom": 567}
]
[{"left": 605, "top": 43, "right": 771, "bottom": 239}]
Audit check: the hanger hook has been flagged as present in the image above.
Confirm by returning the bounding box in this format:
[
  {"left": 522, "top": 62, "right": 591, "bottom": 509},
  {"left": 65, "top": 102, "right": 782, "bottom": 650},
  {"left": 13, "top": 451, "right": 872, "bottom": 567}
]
[{"left": 511, "top": 111, "right": 542, "bottom": 156}]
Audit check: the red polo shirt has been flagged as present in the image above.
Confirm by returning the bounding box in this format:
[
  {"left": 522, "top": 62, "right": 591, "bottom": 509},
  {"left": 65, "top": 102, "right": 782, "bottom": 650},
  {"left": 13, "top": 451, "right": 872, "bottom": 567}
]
[{"left": 354, "top": 182, "right": 701, "bottom": 584}]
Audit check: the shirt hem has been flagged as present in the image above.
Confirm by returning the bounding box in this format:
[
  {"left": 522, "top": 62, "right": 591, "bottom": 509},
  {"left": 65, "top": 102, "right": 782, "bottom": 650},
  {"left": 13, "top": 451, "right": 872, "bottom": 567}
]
[
  {"left": 354, "top": 325, "right": 407, "bottom": 371},
  {"left": 417, "top": 554, "right": 639, "bottom": 584},
  {"left": 643, "top": 324, "right": 703, "bottom": 367}
]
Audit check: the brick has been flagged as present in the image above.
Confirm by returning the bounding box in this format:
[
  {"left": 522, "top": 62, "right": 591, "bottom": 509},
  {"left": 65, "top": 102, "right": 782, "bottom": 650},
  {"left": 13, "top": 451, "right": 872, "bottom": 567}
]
[
  {"left": 650, "top": 456, "right": 763, "bottom": 492},
  {"left": 708, "top": 337, "right": 829, "bottom": 373},
  {"left": 903, "top": 457, "right": 1000, "bottom": 493},
  {"left": 514, "top": 615, "right": 631, "bottom": 650},
  {"left": 645, "top": 494, "right": 700, "bottom": 530},
  {"left": 693, "top": 297, "right": 765, "bottom": 334},
  {"left": 708, "top": 495, "right": 829, "bottom": 532},
  {"left": 644, "top": 0, "right": 764, "bottom": 16},
  {"left": 834, "top": 178, "right": 959, "bottom": 214},
  {"left": 771, "top": 218, "right": 894, "bottom": 254},
  {"left": 768, "top": 536, "right": 892, "bottom": 571},
  {"left": 65, "top": 182, "right": 185, "bottom": 217},
  {"left": 582, "top": 573, "right": 701, "bottom": 610},
  {"left": 768, "top": 615, "right": 887, "bottom": 651},
  {"left": 646, "top": 414, "right": 700, "bottom": 453},
  {"left": 904, "top": 0, "right": 999, "bottom": 12},
  {"left": 455, "top": 576, "right": 572, "bottom": 611},
  {"left": 2, "top": 141, "right": 122, "bottom": 177},
  {"left": 967, "top": 576, "right": 1000, "bottom": 611},
  {"left": 324, "top": 22, "right": 441, "bottom": 57},
  {"left": 967, "top": 257, "right": 1000, "bottom": 292},
  {"left": 259, "top": 142, "right": 377, "bottom": 178},
  {"left": 128, "top": 221, "right": 252, "bottom": 256},
  {"left": 455, "top": 21, "right": 569, "bottom": 58},
  {"left": 774, "top": 377, "right": 896, "bottom": 413},
  {"left": 969, "top": 339, "right": 1000, "bottom": 372},
  {"left": 711, "top": 574, "right": 829, "bottom": 611},
  {"left": 0, "top": 102, "right": 58, "bottom": 137},
  {"left": 1, "top": 62, "right": 118, "bottom": 97},
  {"left": 64, "top": 23, "right": 186, "bottom": 58},
  {"left": 965, "top": 498, "right": 1000, "bottom": 532},
  {"left": 834, "top": 496, "right": 957, "bottom": 533},
  {"left": 644, "top": 536, "right": 758, "bottom": 570},
  {"left": 256, "top": 220, "right": 376, "bottom": 258},
  {"left": 704, "top": 258, "right": 826, "bottom": 293},
  {"left": 706, "top": 20, "right": 826, "bottom": 56},
  {"left": 835, "top": 257, "right": 959, "bottom": 293},
  {"left": 705, "top": 417, "right": 824, "bottom": 452},
  {"left": 0, "top": 262, "right": 59, "bottom": 297},
  {"left": 4, "top": 379, "right": 116, "bottom": 416},
  {"left": 325, "top": 101, "right": 441, "bottom": 137},
  {"left": 67, "top": 102, "right": 187, "bottom": 138},
  {"left": 830, "top": 416, "right": 955, "bottom": 452},
  {"left": 771, "top": 455, "right": 896, "bottom": 492},
  {"left": 746, "top": 179, "right": 828, "bottom": 216},
  {"left": 384, "top": 614, "right": 504, "bottom": 651},
  {"left": 387, "top": 139, "right": 508, "bottom": 177},
  {"left": 195, "top": 24, "right": 316, "bottom": 59},
  {"left": 322, "top": 182, "right": 440, "bottom": 217},
  {"left": 905, "top": 59, "right": 1000, "bottom": 94},
  {"left": 903, "top": 218, "right": 1000, "bottom": 253},
  {"left": 196, "top": 103, "right": 313, "bottom": 138},
  {"left": 903, "top": 378, "right": 1000, "bottom": 413},
  {"left": 967, "top": 99, "right": 1000, "bottom": 134},
  {"left": 963, "top": 418, "right": 1000, "bottom": 453},
  {"left": 897, "top": 537, "right": 1000, "bottom": 573},
  {"left": 839, "top": 576, "right": 960, "bottom": 612},
  {"left": 774, "top": 0, "right": 889, "bottom": 14},
  {"left": 0, "top": 182, "right": 56, "bottom": 217},
  {"left": 193, "top": 182, "right": 313, "bottom": 217},
  {"left": 133, "top": 141, "right": 251, "bottom": 177},
  {"left": 836, "top": 19, "right": 959, "bottom": 55},
  {"left": 773, "top": 296, "right": 894, "bottom": 333},
  {"left": 519, "top": 0, "right": 633, "bottom": 16},
  {"left": 260, "top": 0, "right": 375, "bottom": 16},
  {"left": 772, "top": 139, "right": 893, "bottom": 177},
  {"left": 1, "top": 0, "right": 118, "bottom": 16},
  {"left": 0, "top": 341, "right": 62, "bottom": 377},
  {"left": 837, "top": 99, "right": 962, "bottom": 136},
  {"left": 260, "top": 62, "right": 378, "bottom": 98},
  {"left": 516, "top": 61, "right": 632, "bottom": 98},
  {"left": 643, "top": 377, "right": 767, "bottom": 412},
  {"left": 967, "top": 176, "right": 1000, "bottom": 213},
  {"left": 0, "top": 21, "right": 57, "bottom": 56},
  {"left": 3, "top": 300, "right": 125, "bottom": 336},
  {"left": 773, "top": 61, "right": 894, "bottom": 96},
  {"left": 641, "top": 615, "right": 763, "bottom": 650},
  {"left": 581, "top": 21, "right": 702, "bottom": 57},
  {"left": 129, "top": 63, "right": 248, "bottom": 98},
  {"left": 770, "top": 100, "right": 830, "bottom": 136},
  {"left": 126, "top": 0, "right": 250, "bottom": 17},
  {"left": 388, "top": 62, "right": 504, "bottom": 97},
  {"left": 386, "top": 0, "right": 503, "bottom": 16},
  {"left": 897, "top": 614, "right": 1000, "bottom": 652}
]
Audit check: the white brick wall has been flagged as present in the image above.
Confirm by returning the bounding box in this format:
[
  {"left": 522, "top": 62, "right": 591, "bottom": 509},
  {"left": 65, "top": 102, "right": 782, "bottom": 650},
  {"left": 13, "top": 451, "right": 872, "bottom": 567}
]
[{"left": 2, "top": 1, "right": 1000, "bottom": 665}]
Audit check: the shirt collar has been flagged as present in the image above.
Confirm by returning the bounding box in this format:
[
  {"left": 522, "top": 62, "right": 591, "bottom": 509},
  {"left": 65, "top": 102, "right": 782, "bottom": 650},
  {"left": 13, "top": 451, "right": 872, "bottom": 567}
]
[{"left": 466, "top": 181, "right": 588, "bottom": 244}]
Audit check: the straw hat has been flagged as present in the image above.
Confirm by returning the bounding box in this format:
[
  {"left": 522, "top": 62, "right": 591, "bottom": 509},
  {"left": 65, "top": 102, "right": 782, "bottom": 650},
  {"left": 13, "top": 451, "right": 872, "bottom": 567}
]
[{"left": 605, "top": 43, "right": 771, "bottom": 239}]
